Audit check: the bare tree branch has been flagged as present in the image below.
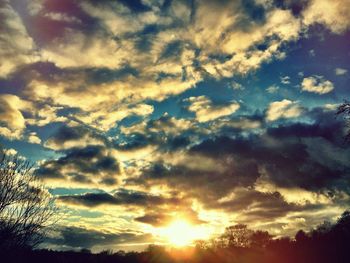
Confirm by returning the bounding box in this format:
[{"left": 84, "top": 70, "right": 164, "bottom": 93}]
[{"left": 0, "top": 149, "right": 57, "bottom": 251}]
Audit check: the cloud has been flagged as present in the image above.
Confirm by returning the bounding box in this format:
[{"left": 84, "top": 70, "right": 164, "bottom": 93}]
[
  {"left": 135, "top": 208, "right": 206, "bottom": 227},
  {"left": 302, "top": 0, "right": 350, "bottom": 34},
  {"left": 0, "top": 93, "right": 67, "bottom": 142},
  {"left": 126, "top": 108, "right": 350, "bottom": 225},
  {"left": 3, "top": 148, "right": 18, "bottom": 155},
  {"left": 266, "top": 99, "right": 303, "bottom": 121},
  {"left": 266, "top": 85, "right": 279, "bottom": 93},
  {"left": 25, "top": 104, "right": 67, "bottom": 127},
  {"left": 2, "top": 0, "right": 306, "bottom": 107},
  {"left": 309, "top": 49, "right": 316, "bottom": 57},
  {"left": 57, "top": 189, "right": 182, "bottom": 208},
  {"left": 196, "top": 110, "right": 349, "bottom": 191},
  {"left": 26, "top": 0, "right": 44, "bottom": 16},
  {"left": 335, "top": 68, "right": 348, "bottom": 76},
  {"left": 44, "top": 123, "right": 106, "bottom": 150},
  {"left": 121, "top": 114, "right": 193, "bottom": 137},
  {"left": 118, "top": 114, "right": 261, "bottom": 156},
  {"left": 280, "top": 76, "right": 291, "bottom": 84},
  {"left": 0, "top": 1, "right": 38, "bottom": 78},
  {"left": 28, "top": 132, "right": 42, "bottom": 144},
  {"left": 26, "top": 69, "right": 195, "bottom": 131},
  {"left": 134, "top": 213, "right": 171, "bottom": 227},
  {"left": 43, "top": 226, "right": 152, "bottom": 251},
  {"left": 2, "top": 0, "right": 345, "bottom": 141},
  {"left": 36, "top": 145, "right": 120, "bottom": 188},
  {"left": 186, "top": 96, "right": 240, "bottom": 122},
  {"left": 0, "top": 94, "right": 28, "bottom": 139},
  {"left": 43, "top": 12, "right": 81, "bottom": 24},
  {"left": 133, "top": 151, "right": 260, "bottom": 207},
  {"left": 80, "top": 1, "right": 168, "bottom": 36},
  {"left": 301, "top": 75, "right": 335, "bottom": 94},
  {"left": 215, "top": 117, "right": 263, "bottom": 131},
  {"left": 1, "top": 0, "right": 348, "bottom": 85},
  {"left": 215, "top": 187, "right": 306, "bottom": 221},
  {"left": 196, "top": 6, "right": 301, "bottom": 76},
  {"left": 41, "top": 30, "right": 128, "bottom": 69},
  {"left": 230, "top": 81, "right": 244, "bottom": 90},
  {"left": 266, "top": 110, "right": 345, "bottom": 143}
]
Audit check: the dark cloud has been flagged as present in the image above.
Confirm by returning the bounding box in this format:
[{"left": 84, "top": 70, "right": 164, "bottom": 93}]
[
  {"left": 273, "top": 0, "right": 310, "bottom": 17},
  {"left": 60, "top": 146, "right": 118, "bottom": 172},
  {"left": 119, "top": 113, "right": 263, "bottom": 152},
  {"left": 117, "top": 114, "right": 195, "bottom": 151},
  {"left": 36, "top": 145, "right": 120, "bottom": 186},
  {"left": 57, "top": 188, "right": 183, "bottom": 208},
  {"left": 117, "top": 133, "right": 153, "bottom": 150},
  {"left": 134, "top": 156, "right": 260, "bottom": 206},
  {"left": 134, "top": 208, "right": 206, "bottom": 227},
  {"left": 166, "top": 136, "right": 191, "bottom": 150},
  {"left": 267, "top": 108, "right": 345, "bottom": 144},
  {"left": 213, "top": 188, "right": 323, "bottom": 221},
  {"left": 57, "top": 189, "right": 203, "bottom": 228},
  {"left": 45, "top": 124, "right": 106, "bottom": 149},
  {"left": 127, "top": 108, "right": 350, "bottom": 218},
  {"left": 135, "top": 213, "right": 171, "bottom": 226},
  {"left": 44, "top": 226, "right": 151, "bottom": 250},
  {"left": 190, "top": 137, "right": 347, "bottom": 192},
  {"left": 58, "top": 192, "right": 117, "bottom": 207},
  {"left": 86, "top": 66, "right": 140, "bottom": 84},
  {"left": 189, "top": 109, "right": 350, "bottom": 191}
]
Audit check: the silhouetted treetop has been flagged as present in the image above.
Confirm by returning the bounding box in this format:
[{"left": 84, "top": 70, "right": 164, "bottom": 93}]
[{"left": 336, "top": 100, "right": 350, "bottom": 142}]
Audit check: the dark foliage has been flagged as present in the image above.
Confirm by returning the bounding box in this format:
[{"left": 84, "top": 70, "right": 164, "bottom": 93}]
[{"left": 336, "top": 100, "right": 350, "bottom": 142}]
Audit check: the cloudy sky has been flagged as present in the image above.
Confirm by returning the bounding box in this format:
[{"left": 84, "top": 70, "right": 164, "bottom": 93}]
[{"left": 0, "top": 0, "right": 350, "bottom": 252}]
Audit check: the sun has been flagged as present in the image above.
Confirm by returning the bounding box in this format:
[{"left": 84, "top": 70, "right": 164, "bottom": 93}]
[{"left": 158, "top": 219, "right": 210, "bottom": 247}]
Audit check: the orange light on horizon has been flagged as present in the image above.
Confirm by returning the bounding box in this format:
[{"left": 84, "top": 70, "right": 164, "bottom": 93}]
[{"left": 155, "top": 219, "right": 211, "bottom": 247}]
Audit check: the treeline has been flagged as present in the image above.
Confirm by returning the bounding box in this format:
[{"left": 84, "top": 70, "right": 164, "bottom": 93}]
[
  {"left": 1, "top": 210, "right": 350, "bottom": 263},
  {"left": 193, "top": 210, "right": 350, "bottom": 263}
]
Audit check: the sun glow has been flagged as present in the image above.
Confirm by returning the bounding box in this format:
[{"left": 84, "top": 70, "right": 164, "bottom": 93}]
[{"left": 157, "top": 219, "right": 211, "bottom": 247}]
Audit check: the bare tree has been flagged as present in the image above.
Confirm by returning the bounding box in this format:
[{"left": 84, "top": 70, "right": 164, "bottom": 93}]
[
  {"left": 0, "top": 150, "right": 56, "bottom": 251},
  {"left": 336, "top": 100, "right": 350, "bottom": 142}
]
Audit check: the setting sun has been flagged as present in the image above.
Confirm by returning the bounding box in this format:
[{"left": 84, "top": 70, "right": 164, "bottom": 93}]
[{"left": 157, "top": 219, "right": 210, "bottom": 247}]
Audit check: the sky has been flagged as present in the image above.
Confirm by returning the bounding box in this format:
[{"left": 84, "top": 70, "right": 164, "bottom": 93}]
[{"left": 0, "top": 0, "right": 350, "bottom": 252}]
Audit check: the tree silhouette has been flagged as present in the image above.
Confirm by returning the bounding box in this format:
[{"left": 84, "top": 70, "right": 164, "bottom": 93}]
[
  {"left": 0, "top": 150, "right": 56, "bottom": 251},
  {"left": 250, "top": 230, "right": 272, "bottom": 249},
  {"left": 336, "top": 100, "right": 350, "bottom": 142},
  {"left": 295, "top": 229, "right": 308, "bottom": 244},
  {"left": 220, "top": 224, "right": 253, "bottom": 248}
]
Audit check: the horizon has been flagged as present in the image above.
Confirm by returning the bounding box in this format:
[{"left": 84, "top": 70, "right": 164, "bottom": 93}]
[{"left": 0, "top": 0, "right": 349, "bottom": 253}]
